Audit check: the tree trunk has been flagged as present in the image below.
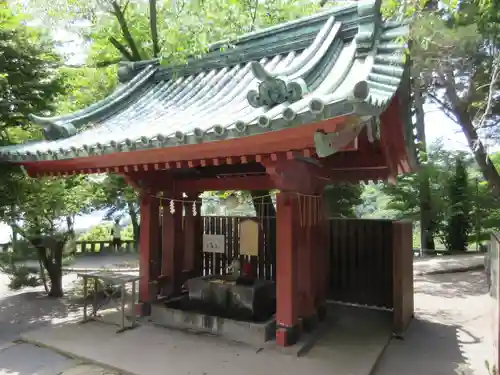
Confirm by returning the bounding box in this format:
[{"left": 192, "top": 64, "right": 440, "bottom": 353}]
[
  {"left": 149, "top": 0, "right": 160, "bottom": 57},
  {"left": 413, "top": 81, "right": 435, "bottom": 251},
  {"left": 10, "top": 225, "right": 17, "bottom": 250},
  {"left": 38, "top": 258, "right": 49, "bottom": 294},
  {"left": 443, "top": 74, "right": 500, "bottom": 196},
  {"left": 250, "top": 190, "right": 276, "bottom": 267},
  {"left": 66, "top": 215, "right": 75, "bottom": 238},
  {"left": 9, "top": 205, "right": 18, "bottom": 250},
  {"left": 458, "top": 112, "right": 500, "bottom": 196},
  {"left": 47, "top": 266, "right": 63, "bottom": 298},
  {"left": 128, "top": 199, "right": 140, "bottom": 247},
  {"left": 33, "top": 237, "right": 65, "bottom": 298},
  {"left": 110, "top": 0, "right": 142, "bottom": 61},
  {"left": 47, "top": 243, "right": 64, "bottom": 298}
]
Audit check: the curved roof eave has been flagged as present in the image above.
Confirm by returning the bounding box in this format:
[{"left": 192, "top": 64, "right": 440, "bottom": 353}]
[{"left": 0, "top": 0, "right": 412, "bottom": 164}]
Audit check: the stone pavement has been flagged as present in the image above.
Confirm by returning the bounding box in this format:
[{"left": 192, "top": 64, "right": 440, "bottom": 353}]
[
  {"left": 0, "top": 342, "right": 119, "bottom": 375},
  {"left": 19, "top": 254, "right": 139, "bottom": 273},
  {"left": 0, "top": 273, "right": 120, "bottom": 374},
  {"left": 373, "top": 270, "right": 493, "bottom": 375},
  {"left": 413, "top": 253, "right": 485, "bottom": 275},
  {"left": 20, "top": 305, "right": 393, "bottom": 375},
  {"left": 0, "top": 342, "right": 76, "bottom": 375},
  {"left": 0, "top": 253, "right": 489, "bottom": 375}
]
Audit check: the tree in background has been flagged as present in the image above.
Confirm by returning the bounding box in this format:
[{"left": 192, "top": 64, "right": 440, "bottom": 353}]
[
  {"left": 444, "top": 156, "right": 472, "bottom": 251},
  {"left": 382, "top": 142, "right": 455, "bottom": 249},
  {"left": 323, "top": 183, "right": 363, "bottom": 218},
  {"left": 0, "top": 3, "right": 64, "bottom": 135},
  {"left": 0, "top": 2, "right": 65, "bottom": 227},
  {"left": 10, "top": 176, "right": 94, "bottom": 297},
  {"left": 91, "top": 175, "right": 139, "bottom": 243},
  {"left": 400, "top": 0, "right": 500, "bottom": 194},
  {"left": 0, "top": 3, "right": 91, "bottom": 296}
]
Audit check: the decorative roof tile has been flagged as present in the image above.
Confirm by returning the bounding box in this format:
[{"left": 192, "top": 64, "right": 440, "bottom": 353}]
[{"left": 0, "top": 0, "right": 410, "bottom": 162}]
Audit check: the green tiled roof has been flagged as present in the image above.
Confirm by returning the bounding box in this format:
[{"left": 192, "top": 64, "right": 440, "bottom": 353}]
[{"left": 0, "top": 0, "right": 411, "bottom": 162}]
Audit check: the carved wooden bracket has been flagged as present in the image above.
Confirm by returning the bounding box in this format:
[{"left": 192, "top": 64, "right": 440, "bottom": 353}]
[
  {"left": 262, "top": 158, "right": 330, "bottom": 193},
  {"left": 120, "top": 170, "right": 174, "bottom": 193}
]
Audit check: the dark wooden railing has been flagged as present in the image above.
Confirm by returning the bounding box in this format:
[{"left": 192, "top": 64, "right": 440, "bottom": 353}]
[{"left": 201, "top": 216, "right": 275, "bottom": 280}]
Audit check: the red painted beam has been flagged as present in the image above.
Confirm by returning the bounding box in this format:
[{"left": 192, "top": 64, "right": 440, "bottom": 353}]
[
  {"left": 19, "top": 116, "right": 349, "bottom": 175},
  {"left": 320, "top": 150, "right": 386, "bottom": 169},
  {"left": 124, "top": 170, "right": 174, "bottom": 192},
  {"left": 174, "top": 175, "right": 275, "bottom": 192},
  {"left": 329, "top": 168, "right": 391, "bottom": 182}
]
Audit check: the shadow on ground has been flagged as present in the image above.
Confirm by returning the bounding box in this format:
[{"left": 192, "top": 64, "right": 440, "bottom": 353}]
[
  {"left": 374, "top": 269, "right": 491, "bottom": 375},
  {"left": 0, "top": 291, "right": 81, "bottom": 344},
  {"left": 374, "top": 318, "right": 475, "bottom": 375},
  {"left": 414, "top": 271, "right": 488, "bottom": 299}
]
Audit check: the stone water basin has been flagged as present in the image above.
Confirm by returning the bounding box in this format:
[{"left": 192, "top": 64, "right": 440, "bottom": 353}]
[{"left": 185, "top": 275, "right": 276, "bottom": 320}]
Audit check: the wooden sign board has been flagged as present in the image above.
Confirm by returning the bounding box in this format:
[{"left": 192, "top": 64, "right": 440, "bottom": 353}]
[
  {"left": 239, "top": 219, "right": 259, "bottom": 257},
  {"left": 203, "top": 234, "right": 225, "bottom": 254}
]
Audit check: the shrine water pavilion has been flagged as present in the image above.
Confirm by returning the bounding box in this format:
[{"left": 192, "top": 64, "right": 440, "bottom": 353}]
[{"left": 0, "top": 0, "right": 416, "bottom": 347}]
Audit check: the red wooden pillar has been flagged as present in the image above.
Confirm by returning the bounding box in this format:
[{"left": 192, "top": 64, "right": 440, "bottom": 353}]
[
  {"left": 138, "top": 191, "right": 160, "bottom": 315},
  {"left": 162, "top": 192, "right": 184, "bottom": 296},
  {"left": 275, "top": 192, "right": 300, "bottom": 346},
  {"left": 316, "top": 197, "right": 329, "bottom": 320},
  {"left": 297, "top": 196, "right": 317, "bottom": 331},
  {"left": 184, "top": 193, "right": 203, "bottom": 278}
]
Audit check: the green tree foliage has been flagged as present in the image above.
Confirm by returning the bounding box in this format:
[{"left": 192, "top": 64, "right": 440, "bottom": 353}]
[
  {"left": 381, "top": 143, "right": 474, "bottom": 250},
  {"left": 91, "top": 175, "right": 139, "bottom": 243},
  {"left": 78, "top": 223, "right": 134, "bottom": 242},
  {"left": 81, "top": 0, "right": 323, "bottom": 66},
  {"left": 55, "top": 66, "right": 117, "bottom": 114},
  {"left": 356, "top": 183, "right": 398, "bottom": 219},
  {"left": 405, "top": 0, "right": 500, "bottom": 194},
  {"left": 8, "top": 176, "right": 94, "bottom": 296},
  {"left": 0, "top": 3, "right": 64, "bottom": 133},
  {"left": 444, "top": 156, "right": 472, "bottom": 251},
  {"left": 0, "top": 4, "right": 90, "bottom": 296},
  {"left": 323, "top": 183, "right": 363, "bottom": 218}
]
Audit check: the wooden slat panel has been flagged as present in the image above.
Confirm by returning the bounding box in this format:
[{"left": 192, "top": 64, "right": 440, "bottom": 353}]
[
  {"left": 202, "top": 217, "right": 210, "bottom": 276},
  {"left": 327, "top": 218, "right": 396, "bottom": 309},
  {"left": 226, "top": 217, "right": 234, "bottom": 269},
  {"left": 214, "top": 216, "right": 223, "bottom": 275}
]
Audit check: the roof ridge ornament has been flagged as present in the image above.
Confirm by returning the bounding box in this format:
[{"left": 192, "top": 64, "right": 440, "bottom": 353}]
[
  {"left": 118, "top": 59, "right": 160, "bottom": 83},
  {"left": 308, "top": 80, "right": 370, "bottom": 116},
  {"left": 246, "top": 61, "right": 308, "bottom": 108},
  {"left": 355, "top": 0, "right": 382, "bottom": 57},
  {"left": 38, "top": 121, "right": 77, "bottom": 141}
]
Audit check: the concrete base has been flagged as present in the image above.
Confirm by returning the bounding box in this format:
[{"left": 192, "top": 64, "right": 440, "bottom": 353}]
[{"left": 149, "top": 301, "right": 276, "bottom": 346}]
